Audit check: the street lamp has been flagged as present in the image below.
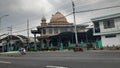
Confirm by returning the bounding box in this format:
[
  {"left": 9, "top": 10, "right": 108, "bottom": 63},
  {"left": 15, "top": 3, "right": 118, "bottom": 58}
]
[{"left": 0, "top": 14, "right": 9, "bottom": 34}]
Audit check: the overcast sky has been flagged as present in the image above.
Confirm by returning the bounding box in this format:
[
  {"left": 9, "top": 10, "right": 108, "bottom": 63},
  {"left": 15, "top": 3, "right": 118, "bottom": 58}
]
[{"left": 0, "top": 0, "right": 120, "bottom": 36}]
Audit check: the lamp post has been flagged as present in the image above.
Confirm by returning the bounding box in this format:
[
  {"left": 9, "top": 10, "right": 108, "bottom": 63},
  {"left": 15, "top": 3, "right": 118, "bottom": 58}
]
[{"left": 0, "top": 15, "right": 9, "bottom": 52}]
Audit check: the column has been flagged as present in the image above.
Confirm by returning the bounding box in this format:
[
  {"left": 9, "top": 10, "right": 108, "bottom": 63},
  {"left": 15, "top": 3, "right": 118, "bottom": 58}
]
[
  {"left": 52, "top": 28, "right": 54, "bottom": 35},
  {"left": 46, "top": 39, "right": 50, "bottom": 50},
  {"left": 58, "top": 28, "right": 61, "bottom": 34},
  {"left": 34, "top": 34, "right": 36, "bottom": 45}
]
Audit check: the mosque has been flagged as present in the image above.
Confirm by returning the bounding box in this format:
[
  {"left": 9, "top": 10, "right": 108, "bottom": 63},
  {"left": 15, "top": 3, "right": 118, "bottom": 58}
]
[
  {"left": 0, "top": 11, "right": 99, "bottom": 52},
  {"left": 31, "top": 11, "right": 98, "bottom": 49}
]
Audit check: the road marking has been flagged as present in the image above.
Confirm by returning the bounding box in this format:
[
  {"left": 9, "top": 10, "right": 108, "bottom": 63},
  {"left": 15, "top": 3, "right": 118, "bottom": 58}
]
[
  {"left": 46, "top": 65, "right": 67, "bottom": 68},
  {"left": 46, "top": 65, "right": 68, "bottom": 68},
  {"left": 0, "top": 61, "right": 11, "bottom": 64}
]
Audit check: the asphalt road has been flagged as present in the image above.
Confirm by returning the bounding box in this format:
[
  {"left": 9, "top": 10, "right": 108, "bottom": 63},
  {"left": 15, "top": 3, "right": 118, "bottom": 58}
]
[{"left": 0, "top": 50, "right": 120, "bottom": 68}]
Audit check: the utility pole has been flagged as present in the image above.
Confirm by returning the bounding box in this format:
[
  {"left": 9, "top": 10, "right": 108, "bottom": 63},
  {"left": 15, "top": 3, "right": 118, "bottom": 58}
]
[
  {"left": 27, "top": 19, "right": 29, "bottom": 39},
  {"left": 27, "top": 19, "right": 29, "bottom": 47},
  {"left": 10, "top": 25, "right": 12, "bottom": 35},
  {"left": 8, "top": 26, "right": 12, "bottom": 51},
  {"left": 72, "top": 0, "right": 78, "bottom": 46}
]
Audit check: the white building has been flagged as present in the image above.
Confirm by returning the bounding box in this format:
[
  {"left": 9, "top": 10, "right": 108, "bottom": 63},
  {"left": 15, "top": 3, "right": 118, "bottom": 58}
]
[
  {"left": 92, "top": 13, "right": 120, "bottom": 47},
  {"left": 0, "top": 35, "right": 29, "bottom": 52}
]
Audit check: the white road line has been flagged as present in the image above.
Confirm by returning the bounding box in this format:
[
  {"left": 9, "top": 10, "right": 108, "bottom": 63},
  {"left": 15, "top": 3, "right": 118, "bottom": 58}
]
[
  {"left": 0, "top": 61, "right": 11, "bottom": 64},
  {"left": 46, "top": 65, "right": 68, "bottom": 68}
]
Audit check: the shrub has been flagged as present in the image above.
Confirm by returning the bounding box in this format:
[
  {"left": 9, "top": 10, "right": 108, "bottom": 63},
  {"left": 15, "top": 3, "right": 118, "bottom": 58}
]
[
  {"left": 116, "top": 46, "right": 119, "bottom": 50},
  {"left": 49, "top": 47, "right": 59, "bottom": 51},
  {"left": 100, "top": 47, "right": 103, "bottom": 50},
  {"left": 40, "top": 48, "right": 48, "bottom": 51},
  {"left": 28, "top": 48, "right": 35, "bottom": 51},
  {"left": 67, "top": 46, "right": 75, "bottom": 50}
]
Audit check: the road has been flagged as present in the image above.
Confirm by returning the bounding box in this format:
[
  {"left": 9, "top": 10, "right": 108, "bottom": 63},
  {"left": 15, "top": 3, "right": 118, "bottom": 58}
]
[{"left": 0, "top": 50, "right": 120, "bottom": 68}]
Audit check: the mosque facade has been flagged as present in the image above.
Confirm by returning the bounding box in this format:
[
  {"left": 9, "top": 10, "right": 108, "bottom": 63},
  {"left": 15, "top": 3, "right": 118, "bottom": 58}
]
[{"left": 31, "top": 11, "right": 87, "bottom": 48}]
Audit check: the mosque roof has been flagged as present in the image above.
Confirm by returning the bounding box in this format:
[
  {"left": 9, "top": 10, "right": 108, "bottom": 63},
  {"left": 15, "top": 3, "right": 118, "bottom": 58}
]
[
  {"left": 41, "top": 16, "right": 46, "bottom": 21},
  {"left": 50, "top": 11, "right": 68, "bottom": 23}
]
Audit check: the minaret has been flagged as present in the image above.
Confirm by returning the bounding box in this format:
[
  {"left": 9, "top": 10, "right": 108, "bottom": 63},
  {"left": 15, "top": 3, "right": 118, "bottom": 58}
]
[{"left": 41, "top": 17, "right": 47, "bottom": 27}]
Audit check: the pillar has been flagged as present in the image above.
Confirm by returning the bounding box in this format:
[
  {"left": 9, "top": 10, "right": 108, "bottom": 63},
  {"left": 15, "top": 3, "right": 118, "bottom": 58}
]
[
  {"left": 46, "top": 39, "right": 50, "bottom": 50},
  {"left": 34, "top": 34, "right": 37, "bottom": 45},
  {"left": 2, "top": 46, "right": 4, "bottom": 52}
]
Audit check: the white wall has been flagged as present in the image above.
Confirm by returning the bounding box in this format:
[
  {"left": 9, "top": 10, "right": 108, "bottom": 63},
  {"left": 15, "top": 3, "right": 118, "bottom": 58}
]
[
  {"left": 101, "top": 34, "right": 120, "bottom": 47},
  {"left": 99, "top": 18, "right": 120, "bottom": 33},
  {"left": 93, "top": 17, "right": 120, "bottom": 47},
  {"left": 46, "top": 28, "right": 71, "bottom": 36},
  {"left": 99, "top": 18, "right": 120, "bottom": 47},
  {"left": 115, "top": 18, "right": 120, "bottom": 30}
]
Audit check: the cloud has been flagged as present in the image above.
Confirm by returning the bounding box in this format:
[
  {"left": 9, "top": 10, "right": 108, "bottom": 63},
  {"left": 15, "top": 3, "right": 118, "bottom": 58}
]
[
  {"left": 0, "top": 0, "right": 120, "bottom": 36},
  {"left": 47, "top": 0, "right": 120, "bottom": 23},
  {"left": 0, "top": 0, "right": 54, "bottom": 34}
]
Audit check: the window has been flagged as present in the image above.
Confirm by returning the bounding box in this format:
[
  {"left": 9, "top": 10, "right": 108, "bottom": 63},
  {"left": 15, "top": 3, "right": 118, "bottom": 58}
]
[
  {"left": 43, "top": 29, "right": 46, "bottom": 34},
  {"left": 49, "top": 29, "right": 52, "bottom": 34},
  {"left": 94, "top": 22, "right": 100, "bottom": 33},
  {"left": 103, "top": 19, "right": 115, "bottom": 29},
  {"left": 60, "top": 28, "right": 67, "bottom": 32},
  {"left": 105, "top": 34, "right": 116, "bottom": 38},
  {"left": 54, "top": 28, "right": 58, "bottom": 34}
]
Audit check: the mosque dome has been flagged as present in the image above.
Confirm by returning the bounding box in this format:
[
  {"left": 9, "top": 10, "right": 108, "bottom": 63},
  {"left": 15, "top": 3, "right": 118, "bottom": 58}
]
[
  {"left": 50, "top": 12, "right": 68, "bottom": 24},
  {"left": 41, "top": 17, "right": 46, "bottom": 21}
]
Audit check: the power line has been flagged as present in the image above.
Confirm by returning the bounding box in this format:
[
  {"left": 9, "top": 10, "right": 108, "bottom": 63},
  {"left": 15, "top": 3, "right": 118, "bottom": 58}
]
[
  {"left": 1, "top": 1, "right": 120, "bottom": 35},
  {"left": 11, "top": 12, "right": 73, "bottom": 34},
  {"left": 0, "top": 16, "right": 41, "bottom": 31},
  {"left": 55, "top": 12, "right": 73, "bottom": 21},
  {"left": 76, "top": 5, "right": 120, "bottom": 13},
  {"left": 2, "top": 12, "right": 73, "bottom": 34},
  {"left": 0, "top": 22, "right": 26, "bottom": 32},
  {"left": 13, "top": 26, "right": 36, "bottom": 33},
  {"left": 48, "top": 5, "right": 120, "bottom": 21}
]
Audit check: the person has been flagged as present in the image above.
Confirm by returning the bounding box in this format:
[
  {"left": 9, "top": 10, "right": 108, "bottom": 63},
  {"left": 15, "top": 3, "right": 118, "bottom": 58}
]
[
  {"left": 73, "top": 44, "right": 83, "bottom": 52},
  {"left": 23, "top": 48, "right": 26, "bottom": 53},
  {"left": 19, "top": 47, "right": 26, "bottom": 55}
]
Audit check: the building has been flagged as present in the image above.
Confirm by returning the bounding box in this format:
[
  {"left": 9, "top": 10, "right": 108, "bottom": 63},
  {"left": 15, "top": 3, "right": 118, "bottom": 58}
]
[
  {"left": 92, "top": 13, "right": 120, "bottom": 47},
  {"left": 31, "top": 11, "right": 88, "bottom": 48},
  {"left": 0, "top": 35, "right": 29, "bottom": 52}
]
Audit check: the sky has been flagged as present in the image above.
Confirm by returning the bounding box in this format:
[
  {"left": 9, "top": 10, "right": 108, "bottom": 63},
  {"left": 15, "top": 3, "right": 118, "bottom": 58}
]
[{"left": 0, "top": 0, "right": 120, "bottom": 37}]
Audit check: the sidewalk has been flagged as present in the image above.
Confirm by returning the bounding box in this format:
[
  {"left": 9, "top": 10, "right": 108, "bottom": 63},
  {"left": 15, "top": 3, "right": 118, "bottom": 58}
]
[
  {"left": 0, "top": 51, "right": 22, "bottom": 57},
  {"left": 84, "top": 49, "right": 120, "bottom": 52},
  {"left": 25, "top": 49, "right": 120, "bottom": 53}
]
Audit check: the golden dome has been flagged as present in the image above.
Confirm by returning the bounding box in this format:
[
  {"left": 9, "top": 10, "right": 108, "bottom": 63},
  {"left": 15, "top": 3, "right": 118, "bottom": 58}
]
[{"left": 50, "top": 12, "right": 68, "bottom": 23}]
